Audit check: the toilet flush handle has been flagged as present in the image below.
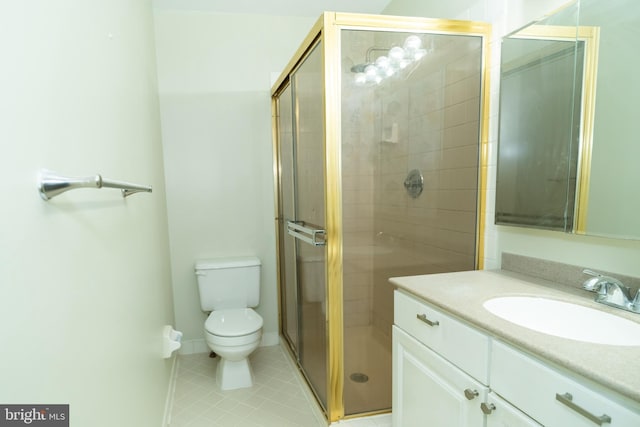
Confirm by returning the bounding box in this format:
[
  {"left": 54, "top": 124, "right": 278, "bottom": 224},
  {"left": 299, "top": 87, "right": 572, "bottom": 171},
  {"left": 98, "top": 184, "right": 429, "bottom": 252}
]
[{"left": 195, "top": 271, "right": 206, "bottom": 276}]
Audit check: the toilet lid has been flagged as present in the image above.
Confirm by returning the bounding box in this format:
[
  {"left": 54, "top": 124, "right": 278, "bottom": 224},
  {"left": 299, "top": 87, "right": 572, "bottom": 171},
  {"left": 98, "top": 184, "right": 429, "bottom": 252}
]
[{"left": 205, "top": 308, "right": 263, "bottom": 337}]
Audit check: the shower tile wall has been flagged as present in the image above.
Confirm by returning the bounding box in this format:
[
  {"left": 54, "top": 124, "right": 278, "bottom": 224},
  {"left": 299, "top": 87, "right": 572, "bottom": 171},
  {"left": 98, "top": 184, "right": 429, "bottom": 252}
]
[
  {"left": 341, "top": 32, "right": 482, "bottom": 338},
  {"left": 372, "top": 36, "right": 482, "bottom": 336},
  {"left": 342, "top": 31, "right": 394, "bottom": 414},
  {"left": 342, "top": 30, "right": 378, "bottom": 329}
]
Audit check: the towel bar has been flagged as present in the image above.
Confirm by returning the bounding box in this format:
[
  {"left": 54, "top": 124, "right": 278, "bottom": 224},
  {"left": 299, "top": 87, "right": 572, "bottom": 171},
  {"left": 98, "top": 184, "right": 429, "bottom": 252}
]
[{"left": 38, "top": 170, "right": 152, "bottom": 200}]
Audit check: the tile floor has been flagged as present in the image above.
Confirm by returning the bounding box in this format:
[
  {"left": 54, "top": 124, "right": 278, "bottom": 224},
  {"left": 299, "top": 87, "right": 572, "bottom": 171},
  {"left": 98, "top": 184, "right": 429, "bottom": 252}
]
[{"left": 168, "top": 344, "right": 392, "bottom": 427}]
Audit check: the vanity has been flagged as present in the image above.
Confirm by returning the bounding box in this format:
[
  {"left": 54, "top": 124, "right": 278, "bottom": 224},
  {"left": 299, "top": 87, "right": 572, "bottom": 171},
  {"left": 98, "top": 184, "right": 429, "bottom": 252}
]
[{"left": 390, "top": 270, "right": 640, "bottom": 427}]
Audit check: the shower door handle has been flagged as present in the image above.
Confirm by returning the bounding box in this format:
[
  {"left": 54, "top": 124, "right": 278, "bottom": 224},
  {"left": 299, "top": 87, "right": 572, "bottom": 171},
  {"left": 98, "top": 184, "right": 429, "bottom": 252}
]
[{"left": 287, "top": 221, "right": 326, "bottom": 246}]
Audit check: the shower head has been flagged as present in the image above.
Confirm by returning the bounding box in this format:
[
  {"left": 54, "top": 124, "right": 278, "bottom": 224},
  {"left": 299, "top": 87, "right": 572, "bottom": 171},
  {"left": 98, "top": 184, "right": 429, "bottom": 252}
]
[
  {"left": 350, "top": 63, "right": 371, "bottom": 73},
  {"left": 350, "top": 46, "right": 388, "bottom": 74}
]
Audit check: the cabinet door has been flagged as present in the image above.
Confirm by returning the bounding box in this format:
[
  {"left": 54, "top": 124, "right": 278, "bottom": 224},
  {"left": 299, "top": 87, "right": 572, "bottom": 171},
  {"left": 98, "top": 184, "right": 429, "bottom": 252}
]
[
  {"left": 393, "top": 326, "right": 487, "bottom": 427},
  {"left": 485, "top": 392, "right": 542, "bottom": 427}
]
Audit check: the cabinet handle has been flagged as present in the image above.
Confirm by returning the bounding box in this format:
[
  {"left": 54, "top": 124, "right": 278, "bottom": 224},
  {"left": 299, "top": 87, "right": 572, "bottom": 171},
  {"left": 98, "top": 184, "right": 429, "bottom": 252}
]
[
  {"left": 464, "top": 389, "right": 479, "bottom": 400},
  {"left": 416, "top": 313, "right": 439, "bottom": 326},
  {"left": 555, "top": 393, "right": 612, "bottom": 425},
  {"left": 480, "top": 402, "right": 496, "bottom": 415}
]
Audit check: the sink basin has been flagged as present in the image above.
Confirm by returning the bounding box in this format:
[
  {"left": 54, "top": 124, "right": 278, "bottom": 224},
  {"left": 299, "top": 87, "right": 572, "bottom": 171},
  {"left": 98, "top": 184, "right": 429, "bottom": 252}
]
[{"left": 483, "top": 296, "right": 640, "bottom": 346}]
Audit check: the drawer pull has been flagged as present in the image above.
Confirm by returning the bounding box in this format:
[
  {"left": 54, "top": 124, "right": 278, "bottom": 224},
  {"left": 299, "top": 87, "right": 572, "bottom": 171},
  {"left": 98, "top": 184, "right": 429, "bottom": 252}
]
[
  {"left": 416, "top": 313, "right": 439, "bottom": 327},
  {"left": 480, "top": 402, "right": 496, "bottom": 415},
  {"left": 464, "top": 389, "right": 479, "bottom": 400},
  {"left": 555, "top": 393, "right": 612, "bottom": 425}
]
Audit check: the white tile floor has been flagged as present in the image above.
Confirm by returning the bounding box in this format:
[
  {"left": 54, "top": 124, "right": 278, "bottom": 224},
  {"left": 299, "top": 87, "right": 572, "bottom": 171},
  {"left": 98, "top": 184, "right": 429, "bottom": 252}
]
[{"left": 168, "top": 344, "right": 392, "bottom": 427}]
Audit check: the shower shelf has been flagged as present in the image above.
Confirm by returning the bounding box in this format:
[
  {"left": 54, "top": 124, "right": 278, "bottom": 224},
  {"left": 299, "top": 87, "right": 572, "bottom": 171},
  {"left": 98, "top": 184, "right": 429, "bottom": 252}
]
[{"left": 38, "top": 169, "right": 152, "bottom": 200}]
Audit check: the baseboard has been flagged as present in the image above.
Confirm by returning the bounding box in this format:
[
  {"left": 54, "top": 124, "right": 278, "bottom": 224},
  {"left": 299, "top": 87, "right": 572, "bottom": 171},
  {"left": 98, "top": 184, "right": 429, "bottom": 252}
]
[
  {"left": 177, "top": 332, "right": 280, "bottom": 355},
  {"left": 178, "top": 339, "right": 209, "bottom": 355},
  {"left": 162, "top": 355, "right": 180, "bottom": 427},
  {"left": 260, "top": 331, "right": 279, "bottom": 347}
]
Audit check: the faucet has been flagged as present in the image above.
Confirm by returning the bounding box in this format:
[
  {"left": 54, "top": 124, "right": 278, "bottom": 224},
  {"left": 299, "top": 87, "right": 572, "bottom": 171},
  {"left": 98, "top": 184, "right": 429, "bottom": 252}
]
[{"left": 582, "top": 269, "right": 640, "bottom": 314}]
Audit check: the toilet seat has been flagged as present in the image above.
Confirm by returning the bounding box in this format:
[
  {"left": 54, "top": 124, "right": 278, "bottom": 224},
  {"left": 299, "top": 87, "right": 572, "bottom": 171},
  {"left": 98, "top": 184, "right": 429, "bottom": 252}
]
[
  {"left": 205, "top": 329, "right": 262, "bottom": 347},
  {"left": 205, "top": 308, "right": 263, "bottom": 337}
]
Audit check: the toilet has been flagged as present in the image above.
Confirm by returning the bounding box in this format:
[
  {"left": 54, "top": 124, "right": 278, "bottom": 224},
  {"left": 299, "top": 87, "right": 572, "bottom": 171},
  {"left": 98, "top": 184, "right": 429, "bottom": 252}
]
[{"left": 195, "top": 256, "right": 263, "bottom": 390}]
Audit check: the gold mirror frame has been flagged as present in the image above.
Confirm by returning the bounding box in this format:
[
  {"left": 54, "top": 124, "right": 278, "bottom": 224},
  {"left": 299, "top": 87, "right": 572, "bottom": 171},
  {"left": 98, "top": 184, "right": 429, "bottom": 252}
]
[{"left": 502, "top": 23, "right": 599, "bottom": 233}]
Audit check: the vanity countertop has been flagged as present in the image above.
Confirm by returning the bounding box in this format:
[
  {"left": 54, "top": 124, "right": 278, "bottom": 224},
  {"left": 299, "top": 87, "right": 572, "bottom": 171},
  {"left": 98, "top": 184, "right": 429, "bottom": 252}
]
[{"left": 389, "top": 269, "right": 640, "bottom": 405}]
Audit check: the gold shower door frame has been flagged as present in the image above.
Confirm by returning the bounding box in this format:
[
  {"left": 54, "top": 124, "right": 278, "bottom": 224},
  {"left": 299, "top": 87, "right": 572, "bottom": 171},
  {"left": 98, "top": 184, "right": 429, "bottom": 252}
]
[{"left": 271, "top": 12, "right": 491, "bottom": 423}]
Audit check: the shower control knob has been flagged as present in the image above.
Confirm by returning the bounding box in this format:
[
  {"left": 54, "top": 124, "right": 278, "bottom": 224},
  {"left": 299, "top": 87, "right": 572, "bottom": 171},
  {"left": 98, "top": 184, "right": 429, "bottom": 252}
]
[
  {"left": 464, "top": 389, "right": 479, "bottom": 400},
  {"left": 403, "top": 169, "right": 424, "bottom": 198}
]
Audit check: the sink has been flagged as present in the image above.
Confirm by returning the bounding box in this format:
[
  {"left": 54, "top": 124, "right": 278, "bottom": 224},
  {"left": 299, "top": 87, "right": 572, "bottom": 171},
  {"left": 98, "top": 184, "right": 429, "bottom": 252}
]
[{"left": 483, "top": 296, "right": 640, "bottom": 346}]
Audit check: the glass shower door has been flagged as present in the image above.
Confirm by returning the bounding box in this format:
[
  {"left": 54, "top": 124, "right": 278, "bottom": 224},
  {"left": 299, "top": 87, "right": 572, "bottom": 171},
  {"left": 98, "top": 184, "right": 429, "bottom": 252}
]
[
  {"left": 277, "top": 84, "right": 299, "bottom": 351},
  {"left": 277, "top": 41, "right": 328, "bottom": 410},
  {"left": 340, "top": 29, "right": 484, "bottom": 415}
]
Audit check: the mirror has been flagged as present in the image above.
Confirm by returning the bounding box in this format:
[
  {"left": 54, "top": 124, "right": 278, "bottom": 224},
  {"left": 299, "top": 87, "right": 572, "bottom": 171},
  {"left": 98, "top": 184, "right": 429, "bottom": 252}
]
[{"left": 496, "top": 0, "right": 640, "bottom": 240}]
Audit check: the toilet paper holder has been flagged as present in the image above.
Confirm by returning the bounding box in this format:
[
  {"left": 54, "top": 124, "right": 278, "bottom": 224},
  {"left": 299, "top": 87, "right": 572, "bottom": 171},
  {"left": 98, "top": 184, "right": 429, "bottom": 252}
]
[{"left": 162, "top": 325, "right": 183, "bottom": 358}]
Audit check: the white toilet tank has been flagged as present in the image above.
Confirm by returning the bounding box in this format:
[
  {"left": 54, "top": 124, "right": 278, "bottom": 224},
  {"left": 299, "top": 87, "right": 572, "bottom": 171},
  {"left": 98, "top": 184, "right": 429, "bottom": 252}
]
[{"left": 195, "top": 256, "right": 261, "bottom": 311}]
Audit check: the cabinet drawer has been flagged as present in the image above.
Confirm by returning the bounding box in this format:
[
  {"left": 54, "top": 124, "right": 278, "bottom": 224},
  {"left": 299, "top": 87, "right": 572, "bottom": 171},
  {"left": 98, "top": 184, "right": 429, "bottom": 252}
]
[
  {"left": 394, "top": 290, "right": 490, "bottom": 384},
  {"left": 491, "top": 341, "right": 640, "bottom": 427}
]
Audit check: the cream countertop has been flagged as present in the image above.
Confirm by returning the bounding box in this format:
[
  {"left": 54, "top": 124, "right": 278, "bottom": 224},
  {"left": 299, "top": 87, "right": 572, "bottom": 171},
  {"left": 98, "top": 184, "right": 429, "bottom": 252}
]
[{"left": 389, "top": 269, "right": 640, "bottom": 406}]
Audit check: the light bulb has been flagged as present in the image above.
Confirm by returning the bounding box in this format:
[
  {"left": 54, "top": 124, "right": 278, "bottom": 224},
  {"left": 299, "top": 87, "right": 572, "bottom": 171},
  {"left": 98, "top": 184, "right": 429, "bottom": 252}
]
[
  {"left": 365, "top": 64, "right": 379, "bottom": 82},
  {"left": 375, "top": 56, "right": 390, "bottom": 70},
  {"left": 388, "top": 46, "right": 405, "bottom": 62},
  {"left": 354, "top": 72, "right": 366, "bottom": 85},
  {"left": 403, "top": 35, "right": 422, "bottom": 51}
]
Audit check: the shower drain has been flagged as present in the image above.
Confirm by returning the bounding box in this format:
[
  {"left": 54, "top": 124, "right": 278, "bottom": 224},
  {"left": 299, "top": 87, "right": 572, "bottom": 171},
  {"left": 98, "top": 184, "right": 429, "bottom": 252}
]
[{"left": 349, "top": 372, "right": 369, "bottom": 383}]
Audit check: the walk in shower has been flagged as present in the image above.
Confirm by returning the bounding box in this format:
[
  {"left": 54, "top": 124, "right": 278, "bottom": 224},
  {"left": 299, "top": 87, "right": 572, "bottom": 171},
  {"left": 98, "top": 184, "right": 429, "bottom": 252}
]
[{"left": 271, "top": 13, "right": 490, "bottom": 422}]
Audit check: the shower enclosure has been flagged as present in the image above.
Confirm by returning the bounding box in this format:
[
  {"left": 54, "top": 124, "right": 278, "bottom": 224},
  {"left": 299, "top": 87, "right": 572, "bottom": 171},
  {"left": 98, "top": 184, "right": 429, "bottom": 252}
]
[{"left": 271, "top": 13, "right": 490, "bottom": 422}]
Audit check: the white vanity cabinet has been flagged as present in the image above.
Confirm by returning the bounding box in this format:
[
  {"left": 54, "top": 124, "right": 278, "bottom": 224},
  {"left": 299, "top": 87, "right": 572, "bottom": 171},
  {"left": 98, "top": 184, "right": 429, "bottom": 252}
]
[
  {"left": 393, "top": 289, "right": 640, "bottom": 427},
  {"left": 491, "top": 341, "right": 640, "bottom": 427},
  {"left": 393, "top": 290, "right": 490, "bottom": 427}
]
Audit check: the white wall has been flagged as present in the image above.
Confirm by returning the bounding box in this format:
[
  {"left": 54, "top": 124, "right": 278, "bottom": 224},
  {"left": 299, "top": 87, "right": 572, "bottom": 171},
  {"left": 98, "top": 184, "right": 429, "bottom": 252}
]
[
  {"left": 582, "top": 0, "right": 640, "bottom": 238},
  {"left": 0, "top": 1, "right": 175, "bottom": 426},
  {"left": 154, "top": 10, "right": 316, "bottom": 350},
  {"left": 383, "top": 0, "right": 640, "bottom": 277}
]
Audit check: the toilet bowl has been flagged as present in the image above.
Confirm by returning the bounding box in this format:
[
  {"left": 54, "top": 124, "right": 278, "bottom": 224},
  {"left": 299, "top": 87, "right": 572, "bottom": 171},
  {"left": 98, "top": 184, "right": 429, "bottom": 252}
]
[{"left": 205, "top": 308, "right": 263, "bottom": 390}]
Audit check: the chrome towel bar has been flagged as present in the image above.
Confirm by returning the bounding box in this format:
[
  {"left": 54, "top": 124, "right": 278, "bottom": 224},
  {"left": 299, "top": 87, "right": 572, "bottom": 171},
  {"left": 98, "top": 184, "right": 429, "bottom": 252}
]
[{"left": 38, "top": 169, "right": 152, "bottom": 200}]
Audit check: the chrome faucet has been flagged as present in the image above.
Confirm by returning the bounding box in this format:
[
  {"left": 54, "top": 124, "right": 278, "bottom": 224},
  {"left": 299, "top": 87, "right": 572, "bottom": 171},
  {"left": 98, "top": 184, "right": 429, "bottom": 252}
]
[{"left": 582, "top": 269, "right": 640, "bottom": 314}]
